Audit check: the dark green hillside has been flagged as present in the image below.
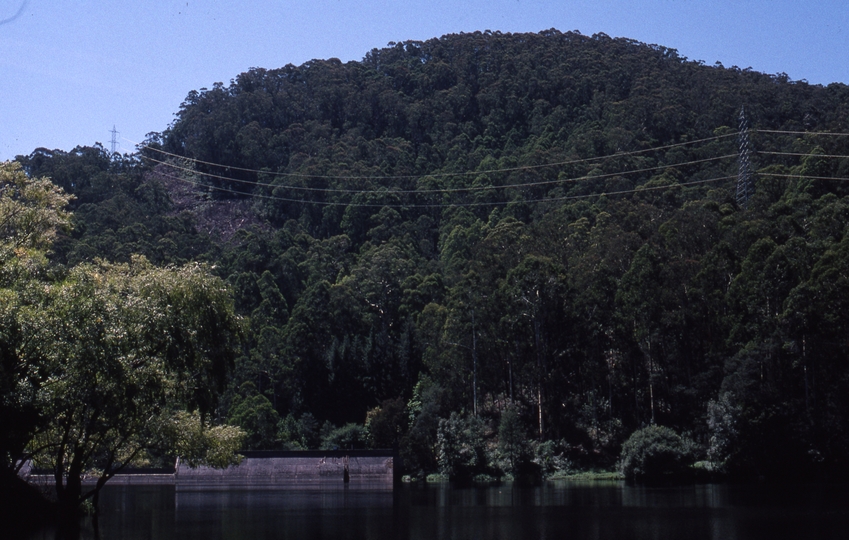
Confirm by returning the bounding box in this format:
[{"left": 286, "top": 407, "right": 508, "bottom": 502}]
[
  {"left": 16, "top": 29, "right": 849, "bottom": 480},
  {"left": 158, "top": 30, "right": 849, "bottom": 216}
]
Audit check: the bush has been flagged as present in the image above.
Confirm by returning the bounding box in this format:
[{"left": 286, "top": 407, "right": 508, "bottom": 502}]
[
  {"left": 297, "top": 413, "right": 320, "bottom": 449},
  {"left": 436, "top": 412, "right": 489, "bottom": 482},
  {"left": 497, "top": 406, "right": 528, "bottom": 475},
  {"left": 320, "top": 423, "right": 368, "bottom": 450},
  {"left": 277, "top": 412, "right": 320, "bottom": 450},
  {"left": 400, "top": 377, "right": 447, "bottom": 478},
  {"left": 365, "top": 397, "right": 407, "bottom": 449},
  {"left": 532, "top": 439, "right": 572, "bottom": 478},
  {"left": 227, "top": 392, "right": 281, "bottom": 450},
  {"left": 706, "top": 391, "right": 741, "bottom": 472},
  {"left": 495, "top": 405, "right": 541, "bottom": 482},
  {"left": 618, "top": 425, "right": 697, "bottom": 482}
]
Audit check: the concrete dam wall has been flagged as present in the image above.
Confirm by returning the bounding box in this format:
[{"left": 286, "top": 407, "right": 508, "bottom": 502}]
[
  {"left": 24, "top": 450, "right": 396, "bottom": 490},
  {"left": 176, "top": 451, "right": 396, "bottom": 490}
]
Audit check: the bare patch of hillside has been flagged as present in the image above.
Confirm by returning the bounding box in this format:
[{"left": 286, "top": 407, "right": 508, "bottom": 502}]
[{"left": 148, "top": 163, "right": 267, "bottom": 242}]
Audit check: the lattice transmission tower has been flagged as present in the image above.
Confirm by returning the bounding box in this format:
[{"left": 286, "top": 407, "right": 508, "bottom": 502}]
[
  {"left": 736, "top": 107, "right": 755, "bottom": 208},
  {"left": 110, "top": 125, "right": 119, "bottom": 154}
]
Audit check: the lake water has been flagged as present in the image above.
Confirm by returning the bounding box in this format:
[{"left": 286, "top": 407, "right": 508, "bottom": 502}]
[{"left": 25, "top": 481, "right": 849, "bottom": 540}]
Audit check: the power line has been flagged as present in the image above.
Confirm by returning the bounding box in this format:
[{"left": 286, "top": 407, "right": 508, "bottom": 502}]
[
  {"left": 155, "top": 166, "right": 849, "bottom": 209},
  {"left": 129, "top": 131, "right": 738, "bottom": 181},
  {"left": 756, "top": 129, "right": 849, "bottom": 137},
  {"left": 152, "top": 166, "right": 738, "bottom": 208},
  {"left": 142, "top": 152, "right": 738, "bottom": 196},
  {"left": 759, "top": 151, "right": 849, "bottom": 159},
  {"left": 127, "top": 130, "right": 849, "bottom": 186},
  {"left": 758, "top": 172, "right": 849, "bottom": 182},
  {"left": 126, "top": 127, "right": 849, "bottom": 208},
  {"left": 125, "top": 128, "right": 847, "bottom": 185}
]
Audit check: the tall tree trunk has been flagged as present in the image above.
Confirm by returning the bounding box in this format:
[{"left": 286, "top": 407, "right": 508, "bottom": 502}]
[{"left": 534, "top": 316, "right": 544, "bottom": 439}]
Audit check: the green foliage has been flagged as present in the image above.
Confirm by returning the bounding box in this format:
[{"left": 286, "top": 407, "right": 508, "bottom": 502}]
[
  {"left": 496, "top": 405, "right": 530, "bottom": 476},
  {"left": 277, "top": 412, "right": 320, "bottom": 449},
  {"left": 161, "top": 411, "right": 244, "bottom": 469},
  {"left": 532, "top": 439, "right": 573, "bottom": 478},
  {"left": 13, "top": 30, "right": 849, "bottom": 483},
  {"left": 1, "top": 166, "right": 243, "bottom": 516},
  {"left": 17, "top": 147, "right": 216, "bottom": 266},
  {"left": 619, "top": 425, "right": 698, "bottom": 482},
  {"left": 436, "top": 412, "right": 489, "bottom": 482},
  {"left": 1, "top": 161, "right": 73, "bottom": 471},
  {"left": 366, "top": 397, "right": 408, "bottom": 449},
  {"left": 297, "top": 413, "right": 321, "bottom": 449},
  {"left": 227, "top": 386, "right": 282, "bottom": 450},
  {"left": 400, "top": 377, "right": 447, "bottom": 476},
  {"left": 706, "top": 391, "right": 741, "bottom": 472},
  {"left": 0, "top": 161, "right": 72, "bottom": 257},
  {"left": 320, "top": 423, "right": 368, "bottom": 450},
  {"left": 20, "top": 256, "right": 243, "bottom": 510}
]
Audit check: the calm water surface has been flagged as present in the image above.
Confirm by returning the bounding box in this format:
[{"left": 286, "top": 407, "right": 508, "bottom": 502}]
[{"left": 27, "top": 481, "right": 849, "bottom": 540}]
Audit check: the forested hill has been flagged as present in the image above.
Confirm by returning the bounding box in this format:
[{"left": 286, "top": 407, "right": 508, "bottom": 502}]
[{"left": 18, "top": 29, "right": 849, "bottom": 480}]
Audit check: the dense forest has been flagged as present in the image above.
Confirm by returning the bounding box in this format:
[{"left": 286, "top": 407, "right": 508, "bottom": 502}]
[{"left": 10, "top": 29, "right": 849, "bottom": 484}]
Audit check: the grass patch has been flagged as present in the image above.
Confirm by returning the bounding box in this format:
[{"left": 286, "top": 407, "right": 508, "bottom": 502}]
[
  {"left": 426, "top": 473, "right": 449, "bottom": 483},
  {"left": 472, "top": 473, "right": 500, "bottom": 485},
  {"left": 548, "top": 470, "right": 623, "bottom": 481}
]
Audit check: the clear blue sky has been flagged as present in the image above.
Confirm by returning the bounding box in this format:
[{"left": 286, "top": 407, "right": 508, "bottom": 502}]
[{"left": 2, "top": 1, "right": 847, "bottom": 161}]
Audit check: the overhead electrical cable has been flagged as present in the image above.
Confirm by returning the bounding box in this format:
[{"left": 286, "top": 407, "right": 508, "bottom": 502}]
[
  {"left": 123, "top": 128, "right": 849, "bottom": 209},
  {"left": 758, "top": 173, "right": 849, "bottom": 182},
  {"left": 756, "top": 129, "right": 849, "bottom": 137},
  {"left": 153, "top": 167, "right": 738, "bottom": 208},
  {"left": 142, "top": 152, "right": 738, "bottom": 195},
  {"left": 128, "top": 131, "right": 738, "bottom": 181},
  {"left": 125, "top": 129, "right": 845, "bottom": 186},
  {"left": 758, "top": 151, "right": 849, "bottom": 159}
]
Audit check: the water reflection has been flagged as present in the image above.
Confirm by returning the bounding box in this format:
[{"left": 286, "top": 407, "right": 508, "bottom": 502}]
[{"left": 24, "top": 481, "right": 849, "bottom": 540}]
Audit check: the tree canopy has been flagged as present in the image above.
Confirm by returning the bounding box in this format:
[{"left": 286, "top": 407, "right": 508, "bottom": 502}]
[{"left": 0, "top": 161, "right": 244, "bottom": 517}]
